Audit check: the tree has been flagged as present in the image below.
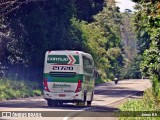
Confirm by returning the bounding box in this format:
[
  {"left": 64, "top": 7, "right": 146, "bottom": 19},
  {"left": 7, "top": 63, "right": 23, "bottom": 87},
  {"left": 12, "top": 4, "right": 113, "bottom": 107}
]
[
  {"left": 132, "top": 0, "right": 160, "bottom": 97},
  {"left": 0, "top": 0, "right": 125, "bottom": 82},
  {"left": 0, "top": 0, "right": 106, "bottom": 80},
  {"left": 0, "top": 0, "right": 41, "bottom": 17}
]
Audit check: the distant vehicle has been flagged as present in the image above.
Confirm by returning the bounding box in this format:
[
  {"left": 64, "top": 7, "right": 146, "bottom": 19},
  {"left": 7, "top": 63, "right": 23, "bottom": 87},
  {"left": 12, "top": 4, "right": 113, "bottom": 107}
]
[
  {"left": 114, "top": 74, "right": 119, "bottom": 84},
  {"left": 43, "top": 50, "right": 95, "bottom": 107},
  {"left": 114, "top": 77, "right": 118, "bottom": 84}
]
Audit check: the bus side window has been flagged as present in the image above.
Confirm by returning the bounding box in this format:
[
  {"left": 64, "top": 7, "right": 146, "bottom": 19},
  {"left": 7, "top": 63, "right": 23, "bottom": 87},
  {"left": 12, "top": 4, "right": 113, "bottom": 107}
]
[{"left": 83, "top": 56, "right": 93, "bottom": 74}]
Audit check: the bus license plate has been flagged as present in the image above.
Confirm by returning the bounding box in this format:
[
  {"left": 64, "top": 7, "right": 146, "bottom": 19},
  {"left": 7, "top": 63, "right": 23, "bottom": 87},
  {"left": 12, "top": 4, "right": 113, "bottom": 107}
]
[{"left": 59, "top": 94, "right": 66, "bottom": 97}]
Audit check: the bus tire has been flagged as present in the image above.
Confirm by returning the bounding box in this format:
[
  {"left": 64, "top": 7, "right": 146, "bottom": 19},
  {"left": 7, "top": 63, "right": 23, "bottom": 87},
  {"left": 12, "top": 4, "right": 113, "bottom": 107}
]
[
  {"left": 87, "top": 101, "right": 92, "bottom": 106},
  {"left": 47, "top": 100, "right": 53, "bottom": 107},
  {"left": 75, "top": 92, "right": 86, "bottom": 106},
  {"left": 87, "top": 92, "right": 93, "bottom": 106},
  {"left": 76, "top": 101, "right": 85, "bottom": 106}
]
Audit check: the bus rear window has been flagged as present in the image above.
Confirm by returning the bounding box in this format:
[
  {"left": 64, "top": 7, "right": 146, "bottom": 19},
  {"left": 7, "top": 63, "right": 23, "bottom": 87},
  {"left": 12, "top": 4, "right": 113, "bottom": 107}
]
[{"left": 49, "top": 72, "right": 76, "bottom": 77}]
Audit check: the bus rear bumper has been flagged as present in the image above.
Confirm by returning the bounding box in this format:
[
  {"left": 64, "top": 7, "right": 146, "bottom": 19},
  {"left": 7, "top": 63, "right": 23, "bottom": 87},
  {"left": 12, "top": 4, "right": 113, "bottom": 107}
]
[{"left": 44, "top": 91, "right": 83, "bottom": 102}]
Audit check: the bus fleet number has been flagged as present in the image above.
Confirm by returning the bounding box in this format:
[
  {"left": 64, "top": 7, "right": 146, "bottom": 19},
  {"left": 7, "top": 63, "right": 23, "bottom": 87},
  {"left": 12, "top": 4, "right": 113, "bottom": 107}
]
[{"left": 53, "top": 66, "right": 73, "bottom": 71}]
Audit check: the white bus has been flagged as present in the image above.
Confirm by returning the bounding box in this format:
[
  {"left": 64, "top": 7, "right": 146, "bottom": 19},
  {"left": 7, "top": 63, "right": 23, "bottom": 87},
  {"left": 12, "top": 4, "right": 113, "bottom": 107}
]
[{"left": 43, "top": 51, "right": 95, "bottom": 107}]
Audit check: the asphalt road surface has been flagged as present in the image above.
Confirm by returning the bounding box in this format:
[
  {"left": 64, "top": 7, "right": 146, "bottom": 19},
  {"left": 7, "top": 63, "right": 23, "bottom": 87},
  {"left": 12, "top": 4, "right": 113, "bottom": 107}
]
[{"left": 0, "top": 79, "right": 151, "bottom": 120}]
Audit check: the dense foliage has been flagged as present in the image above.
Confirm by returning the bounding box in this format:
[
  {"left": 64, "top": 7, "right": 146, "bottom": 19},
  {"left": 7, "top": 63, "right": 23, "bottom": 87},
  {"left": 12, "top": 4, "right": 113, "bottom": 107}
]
[
  {"left": 120, "top": 11, "right": 139, "bottom": 79},
  {"left": 0, "top": 0, "right": 124, "bottom": 82},
  {"left": 132, "top": 0, "right": 160, "bottom": 97},
  {"left": 0, "top": 78, "right": 41, "bottom": 100}
]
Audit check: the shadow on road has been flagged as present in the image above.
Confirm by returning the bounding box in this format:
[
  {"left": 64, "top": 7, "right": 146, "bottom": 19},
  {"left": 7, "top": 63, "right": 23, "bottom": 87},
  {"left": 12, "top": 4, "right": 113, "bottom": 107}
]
[
  {"left": 0, "top": 101, "right": 90, "bottom": 110},
  {"left": 71, "top": 105, "right": 120, "bottom": 117},
  {"left": 90, "top": 105, "right": 118, "bottom": 112},
  {"left": 0, "top": 80, "right": 147, "bottom": 110},
  {"left": 95, "top": 89, "right": 144, "bottom": 97},
  {"left": 0, "top": 89, "right": 144, "bottom": 109}
]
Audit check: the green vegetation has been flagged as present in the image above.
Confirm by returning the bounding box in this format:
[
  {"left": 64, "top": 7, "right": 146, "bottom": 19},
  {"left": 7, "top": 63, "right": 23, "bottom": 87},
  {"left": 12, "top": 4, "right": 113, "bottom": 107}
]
[
  {"left": 0, "top": 0, "right": 125, "bottom": 100},
  {"left": 0, "top": 0, "right": 124, "bottom": 83},
  {"left": 0, "top": 78, "right": 42, "bottom": 100},
  {"left": 120, "top": 0, "right": 160, "bottom": 118},
  {"left": 132, "top": 0, "right": 160, "bottom": 98},
  {"left": 121, "top": 55, "right": 142, "bottom": 79},
  {"left": 120, "top": 89, "right": 160, "bottom": 120},
  {"left": 120, "top": 11, "right": 139, "bottom": 79},
  {"left": 95, "top": 76, "right": 108, "bottom": 85},
  {"left": 0, "top": 0, "right": 159, "bottom": 104}
]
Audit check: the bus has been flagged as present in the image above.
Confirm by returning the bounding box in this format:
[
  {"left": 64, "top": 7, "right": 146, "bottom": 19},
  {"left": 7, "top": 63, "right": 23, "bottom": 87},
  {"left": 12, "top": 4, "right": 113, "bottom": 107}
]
[{"left": 43, "top": 50, "right": 95, "bottom": 107}]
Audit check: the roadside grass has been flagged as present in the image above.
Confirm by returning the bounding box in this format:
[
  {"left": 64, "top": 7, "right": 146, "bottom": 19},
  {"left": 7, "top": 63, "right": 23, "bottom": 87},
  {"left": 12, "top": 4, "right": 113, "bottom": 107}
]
[
  {"left": 119, "top": 88, "right": 160, "bottom": 120},
  {"left": 0, "top": 78, "right": 42, "bottom": 101}
]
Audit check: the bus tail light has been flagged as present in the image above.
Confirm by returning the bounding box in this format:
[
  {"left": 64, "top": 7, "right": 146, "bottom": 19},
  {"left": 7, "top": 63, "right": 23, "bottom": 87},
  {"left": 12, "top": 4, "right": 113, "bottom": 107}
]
[
  {"left": 75, "top": 80, "right": 82, "bottom": 93},
  {"left": 44, "top": 78, "right": 50, "bottom": 92}
]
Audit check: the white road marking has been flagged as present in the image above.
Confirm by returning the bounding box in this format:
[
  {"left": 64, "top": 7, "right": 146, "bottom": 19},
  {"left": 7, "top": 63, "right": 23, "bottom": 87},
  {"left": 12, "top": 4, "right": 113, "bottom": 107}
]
[{"left": 63, "top": 107, "right": 92, "bottom": 120}]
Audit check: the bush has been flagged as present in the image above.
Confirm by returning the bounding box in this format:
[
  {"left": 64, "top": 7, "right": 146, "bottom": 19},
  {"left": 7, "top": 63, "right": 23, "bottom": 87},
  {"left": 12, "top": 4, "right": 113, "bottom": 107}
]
[
  {"left": 0, "top": 78, "right": 42, "bottom": 100},
  {"left": 119, "top": 88, "right": 160, "bottom": 120}
]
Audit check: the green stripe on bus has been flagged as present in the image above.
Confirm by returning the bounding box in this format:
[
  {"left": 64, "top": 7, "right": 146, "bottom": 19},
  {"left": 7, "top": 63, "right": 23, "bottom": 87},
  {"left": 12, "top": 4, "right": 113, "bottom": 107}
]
[{"left": 44, "top": 73, "right": 83, "bottom": 83}]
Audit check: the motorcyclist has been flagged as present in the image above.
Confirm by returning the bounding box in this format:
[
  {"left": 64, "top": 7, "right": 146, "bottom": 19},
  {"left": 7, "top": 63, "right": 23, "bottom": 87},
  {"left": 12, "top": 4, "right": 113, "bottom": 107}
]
[{"left": 114, "top": 74, "right": 119, "bottom": 84}]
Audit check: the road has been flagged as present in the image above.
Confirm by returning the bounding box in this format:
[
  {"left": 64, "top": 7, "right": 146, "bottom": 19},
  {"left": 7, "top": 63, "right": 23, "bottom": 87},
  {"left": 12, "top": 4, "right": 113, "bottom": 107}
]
[{"left": 0, "top": 79, "right": 151, "bottom": 120}]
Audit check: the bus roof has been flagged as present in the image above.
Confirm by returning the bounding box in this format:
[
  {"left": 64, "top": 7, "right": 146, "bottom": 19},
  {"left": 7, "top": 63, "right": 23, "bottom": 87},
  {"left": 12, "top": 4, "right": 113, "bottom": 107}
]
[{"left": 46, "top": 50, "right": 92, "bottom": 57}]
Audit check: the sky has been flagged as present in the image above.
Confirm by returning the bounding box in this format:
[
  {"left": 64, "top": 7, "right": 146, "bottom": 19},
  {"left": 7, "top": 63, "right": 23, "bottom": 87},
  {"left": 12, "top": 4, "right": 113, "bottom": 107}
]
[{"left": 115, "top": 0, "right": 136, "bottom": 12}]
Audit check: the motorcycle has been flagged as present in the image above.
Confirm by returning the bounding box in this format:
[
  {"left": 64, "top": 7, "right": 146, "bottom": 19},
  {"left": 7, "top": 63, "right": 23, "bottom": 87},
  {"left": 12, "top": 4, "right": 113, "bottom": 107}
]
[{"left": 114, "top": 77, "right": 118, "bottom": 84}]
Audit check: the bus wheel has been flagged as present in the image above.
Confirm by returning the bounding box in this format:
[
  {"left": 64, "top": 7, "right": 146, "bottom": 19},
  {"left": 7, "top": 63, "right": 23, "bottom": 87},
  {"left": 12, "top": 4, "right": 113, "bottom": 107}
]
[
  {"left": 47, "top": 100, "right": 53, "bottom": 107},
  {"left": 75, "top": 101, "right": 85, "bottom": 107},
  {"left": 87, "top": 101, "right": 92, "bottom": 106},
  {"left": 81, "top": 101, "right": 85, "bottom": 106},
  {"left": 87, "top": 92, "right": 93, "bottom": 106}
]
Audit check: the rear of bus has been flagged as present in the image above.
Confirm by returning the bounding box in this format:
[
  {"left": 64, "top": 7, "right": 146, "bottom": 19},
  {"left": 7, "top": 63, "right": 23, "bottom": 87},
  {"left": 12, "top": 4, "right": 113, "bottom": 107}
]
[{"left": 43, "top": 51, "right": 83, "bottom": 105}]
